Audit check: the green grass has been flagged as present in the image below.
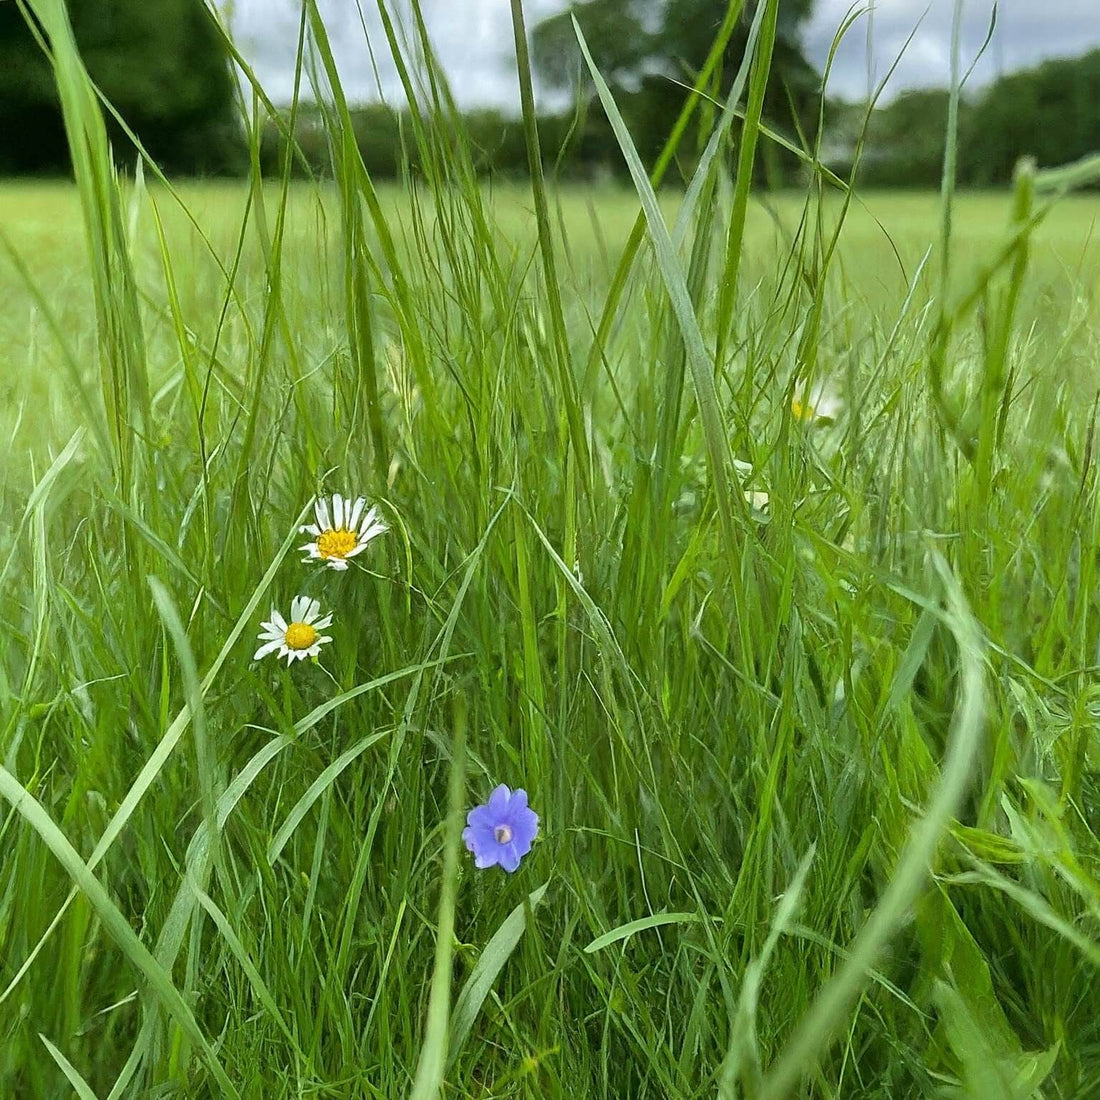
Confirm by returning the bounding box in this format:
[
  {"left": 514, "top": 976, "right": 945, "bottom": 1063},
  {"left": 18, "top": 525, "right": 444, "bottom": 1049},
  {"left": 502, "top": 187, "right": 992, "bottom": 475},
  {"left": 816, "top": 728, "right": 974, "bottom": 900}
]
[{"left": 4, "top": 4, "right": 1100, "bottom": 1097}]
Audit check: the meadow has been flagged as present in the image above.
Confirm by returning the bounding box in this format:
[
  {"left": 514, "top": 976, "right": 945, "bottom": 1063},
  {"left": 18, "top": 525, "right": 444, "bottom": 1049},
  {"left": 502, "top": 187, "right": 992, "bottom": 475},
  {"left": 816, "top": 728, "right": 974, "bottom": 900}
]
[{"left": 4, "top": 9, "right": 1100, "bottom": 1099}]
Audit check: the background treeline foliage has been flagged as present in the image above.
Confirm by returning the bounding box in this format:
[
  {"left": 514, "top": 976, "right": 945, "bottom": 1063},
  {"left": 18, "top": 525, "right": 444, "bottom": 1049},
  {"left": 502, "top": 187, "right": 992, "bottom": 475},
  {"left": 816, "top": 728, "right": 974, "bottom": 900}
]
[
  {"left": 3, "top": 0, "right": 1099, "bottom": 188},
  {"left": 853, "top": 50, "right": 1100, "bottom": 188},
  {"left": 262, "top": 46, "right": 1100, "bottom": 190},
  {"left": 0, "top": 0, "right": 242, "bottom": 175},
  {"left": 261, "top": 0, "right": 821, "bottom": 186}
]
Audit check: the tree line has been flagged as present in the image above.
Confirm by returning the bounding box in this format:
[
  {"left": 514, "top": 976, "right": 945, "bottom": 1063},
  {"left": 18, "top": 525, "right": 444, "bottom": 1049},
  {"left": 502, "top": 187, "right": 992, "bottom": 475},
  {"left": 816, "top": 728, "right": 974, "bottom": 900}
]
[
  {"left": 2, "top": 0, "right": 1098, "bottom": 189},
  {"left": 851, "top": 50, "right": 1100, "bottom": 188}
]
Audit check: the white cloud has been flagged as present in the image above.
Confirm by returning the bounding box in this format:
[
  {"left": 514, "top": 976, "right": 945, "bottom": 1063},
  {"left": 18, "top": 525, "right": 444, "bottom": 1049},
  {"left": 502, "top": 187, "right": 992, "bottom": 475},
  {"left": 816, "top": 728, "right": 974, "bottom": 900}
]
[
  {"left": 222, "top": 0, "right": 1100, "bottom": 108},
  {"left": 804, "top": 0, "right": 1100, "bottom": 101}
]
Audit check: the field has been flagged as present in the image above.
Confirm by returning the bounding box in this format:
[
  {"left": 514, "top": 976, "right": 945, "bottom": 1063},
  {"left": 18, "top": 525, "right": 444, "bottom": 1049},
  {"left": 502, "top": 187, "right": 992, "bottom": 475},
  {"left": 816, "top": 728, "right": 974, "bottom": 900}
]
[{"left": 4, "top": 55, "right": 1100, "bottom": 1100}]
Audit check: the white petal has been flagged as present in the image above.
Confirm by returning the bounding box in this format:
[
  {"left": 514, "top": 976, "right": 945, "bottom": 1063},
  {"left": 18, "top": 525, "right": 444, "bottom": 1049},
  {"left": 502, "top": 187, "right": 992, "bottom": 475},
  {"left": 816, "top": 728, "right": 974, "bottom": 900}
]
[
  {"left": 313, "top": 614, "right": 333, "bottom": 630},
  {"left": 316, "top": 497, "right": 331, "bottom": 531},
  {"left": 303, "top": 598, "right": 322, "bottom": 623},
  {"left": 290, "top": 595, "right": 309, "bottom": 622},
  {"left": 253, "top": 640, "right": 281, "bottom": 660},
  {"left": 327, "top": 559, "right": 349, "bottom": 571},
  {"left": 360, "top": 516, "right": 388, "bottom": 542},
  {"left": 348, "top": 497, "right": 365, "bottom": 529},
  {"left": 344, "top": 542, "right": 368, "bottom": 559},
  {"left": 300, "top": 523, "right": 320, "bottom": 536},
  {"left": 271, "top": 611, "right": 288, "bottom": 632},
  {"left": 314, "top": 635, "right": 332, "bottom": 647},
  {"left": 333, "top": 494, "right": 344, "bottom": 529},
  {"left": 358, "top": 507, "right": 383, "bottom": 536}
]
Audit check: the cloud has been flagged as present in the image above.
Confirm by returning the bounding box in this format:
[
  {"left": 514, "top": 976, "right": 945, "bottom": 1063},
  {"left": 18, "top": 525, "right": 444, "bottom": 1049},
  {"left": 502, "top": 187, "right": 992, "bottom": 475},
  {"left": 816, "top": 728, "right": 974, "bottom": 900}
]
[
  {"left": 223, "top": 0, "right": 1100, "bottom": 108},
  {"left": 225, "top": 0, "right": 560, "bottom": 107},
  {"left": 804, "top": 0, "right": 1100, "bottom": 101}
]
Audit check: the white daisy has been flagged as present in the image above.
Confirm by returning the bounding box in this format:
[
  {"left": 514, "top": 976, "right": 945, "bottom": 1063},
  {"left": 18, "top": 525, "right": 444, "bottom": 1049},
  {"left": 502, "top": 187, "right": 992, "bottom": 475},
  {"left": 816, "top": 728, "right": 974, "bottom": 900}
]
[
  {"left": 299, "top": 494, "right": 388, "bottom": 571},
  {"left": 254, "top": 596, "right": 334, "bottom": 665},
  {"left": 791, "top": 379, "right": 844, "bottom": 424},
  {"left": 734, "top": 458, "right": 770, "bottom": 513}
]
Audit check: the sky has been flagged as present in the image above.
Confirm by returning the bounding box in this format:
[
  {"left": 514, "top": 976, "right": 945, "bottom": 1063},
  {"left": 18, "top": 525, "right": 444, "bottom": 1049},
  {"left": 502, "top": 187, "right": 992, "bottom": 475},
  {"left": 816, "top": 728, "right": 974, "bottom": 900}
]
[{"left": 224, "top": 0, "right": 1100, "bottom": 109}]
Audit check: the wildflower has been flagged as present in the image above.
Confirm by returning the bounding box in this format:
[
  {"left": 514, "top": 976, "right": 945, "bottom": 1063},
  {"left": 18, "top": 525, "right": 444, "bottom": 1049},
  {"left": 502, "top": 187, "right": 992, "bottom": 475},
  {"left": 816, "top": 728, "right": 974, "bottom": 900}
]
[
  {"left": 791, "top": 379, "right": 843, "bottom": 424},
  {"left": 300, "top": 494, "right": 387, "bottom": 571},
  {"left": 734, "top": 458, "right": 770, "bottom": 514},
  {"left": 462, "top": 785, "right": 539, "bottom": 873},
  {"left": 254, "top": 596, "right": 333, "bottom": 664}
]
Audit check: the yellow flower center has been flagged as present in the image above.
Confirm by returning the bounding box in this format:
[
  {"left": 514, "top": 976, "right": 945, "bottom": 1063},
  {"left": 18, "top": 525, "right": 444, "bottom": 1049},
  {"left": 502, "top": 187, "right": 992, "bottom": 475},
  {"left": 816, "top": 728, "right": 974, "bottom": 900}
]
[
  {"left": 284, "top": 622, "right": 318, "bottom": 650},
  {"left": 494, "top": 824, "right": 513, "bottom": 844},
  {"left": 316, "top": 528, "right": 357, "bottom": 559},
  {"left": 791, "top": 398, "right": 815, "bottom": 421}
]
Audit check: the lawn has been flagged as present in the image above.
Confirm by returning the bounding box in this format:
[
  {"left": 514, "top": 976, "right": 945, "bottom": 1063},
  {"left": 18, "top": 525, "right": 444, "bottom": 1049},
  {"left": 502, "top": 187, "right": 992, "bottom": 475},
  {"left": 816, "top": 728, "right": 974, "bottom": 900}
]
[{"left": 3, "top": 81, "right": 1100, "bottom": 1100}]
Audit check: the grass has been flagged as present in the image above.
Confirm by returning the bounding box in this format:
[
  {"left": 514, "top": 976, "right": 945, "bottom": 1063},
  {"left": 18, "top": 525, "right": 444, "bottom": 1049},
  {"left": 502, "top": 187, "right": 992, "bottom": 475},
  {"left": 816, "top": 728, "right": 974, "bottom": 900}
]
[{"left": 3, "top": 2, "right": 1100, "bottom": 1097}]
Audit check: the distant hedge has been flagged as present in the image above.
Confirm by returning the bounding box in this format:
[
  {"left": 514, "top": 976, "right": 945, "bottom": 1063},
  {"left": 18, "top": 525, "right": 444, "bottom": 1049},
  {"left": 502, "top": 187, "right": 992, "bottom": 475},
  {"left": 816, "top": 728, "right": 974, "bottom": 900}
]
[{"left": 850, "top": 50, "right": 1100, "bottom": 189}]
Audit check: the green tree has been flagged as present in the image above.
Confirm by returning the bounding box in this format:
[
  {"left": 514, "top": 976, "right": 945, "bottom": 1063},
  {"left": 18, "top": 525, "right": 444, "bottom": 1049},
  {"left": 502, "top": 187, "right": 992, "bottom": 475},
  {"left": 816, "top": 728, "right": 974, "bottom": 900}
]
[
  {"left": 859, "top": 88, "right": 952, "bottom": 188},
  {"left": 0, "top": 0, "right": 242, "bottom": 174},
  {"left": 961, "top": 50, "right": 1100, "bottom": 186},
  {"left": 532, "top": 0, "right": 654, "bottom": 93},
  {"left": 532, "top": 0, "right": 820, "bottom": 177}
]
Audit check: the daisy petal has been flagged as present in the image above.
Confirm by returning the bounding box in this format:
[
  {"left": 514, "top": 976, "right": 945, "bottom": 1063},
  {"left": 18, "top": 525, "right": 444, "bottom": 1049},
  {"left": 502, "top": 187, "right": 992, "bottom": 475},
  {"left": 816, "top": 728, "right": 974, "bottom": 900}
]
[
  {"left": 348, "top": 497, "right": 365, "bottom": 529},
  {"left": 253, "top": 640, "right": 281, "bottom": 660},
  {"left": 333, "top": 494, "right": 344, "bottom": 529},
  {"left": 361, "top": 518, "right": 387, "bottom": 543}
]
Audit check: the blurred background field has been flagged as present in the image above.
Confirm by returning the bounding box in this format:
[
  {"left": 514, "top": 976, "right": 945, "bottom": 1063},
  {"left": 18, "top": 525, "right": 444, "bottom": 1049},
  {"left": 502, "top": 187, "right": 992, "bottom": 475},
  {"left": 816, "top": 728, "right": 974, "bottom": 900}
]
[{"left": 5, "top": 181, "right": 1100, "bottom": 463}]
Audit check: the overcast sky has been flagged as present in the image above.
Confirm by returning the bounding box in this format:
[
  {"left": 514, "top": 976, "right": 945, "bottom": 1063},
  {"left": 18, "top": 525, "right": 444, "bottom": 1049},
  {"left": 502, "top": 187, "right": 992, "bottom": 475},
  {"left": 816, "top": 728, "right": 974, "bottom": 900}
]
[{"left": 225, "top": 0, "right": 1100, "bottom": 108}]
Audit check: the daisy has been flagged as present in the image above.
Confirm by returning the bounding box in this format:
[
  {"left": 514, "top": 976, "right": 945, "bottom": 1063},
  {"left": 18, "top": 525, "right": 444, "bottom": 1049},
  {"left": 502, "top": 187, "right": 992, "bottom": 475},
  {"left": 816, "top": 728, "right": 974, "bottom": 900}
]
[
  {"left": 300, "top": 494, "right": 388, "bottom": 571},
  {"left": 254, "top": 596, "right": 333, "bottom": 664},
  {"left": 791, "top": 378, "right": 844, "bottom": 424},
  {"left": 734, "top": 458, "right": 770, "bottom": 513}
]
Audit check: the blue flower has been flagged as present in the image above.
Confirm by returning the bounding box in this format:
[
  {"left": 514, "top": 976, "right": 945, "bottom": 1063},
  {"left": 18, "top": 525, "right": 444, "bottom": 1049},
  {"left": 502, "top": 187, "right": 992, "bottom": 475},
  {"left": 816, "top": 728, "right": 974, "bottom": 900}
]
[{"left": 462, "top": 785, "right": 538, "bottom": 872}]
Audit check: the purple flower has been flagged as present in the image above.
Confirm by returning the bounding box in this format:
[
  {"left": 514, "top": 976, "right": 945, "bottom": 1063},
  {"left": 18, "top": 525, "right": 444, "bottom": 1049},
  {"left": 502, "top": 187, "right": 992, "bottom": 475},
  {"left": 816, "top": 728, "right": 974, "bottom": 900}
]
[{"left": 462, "top": 785, "right": 538, "bottom": 872}]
